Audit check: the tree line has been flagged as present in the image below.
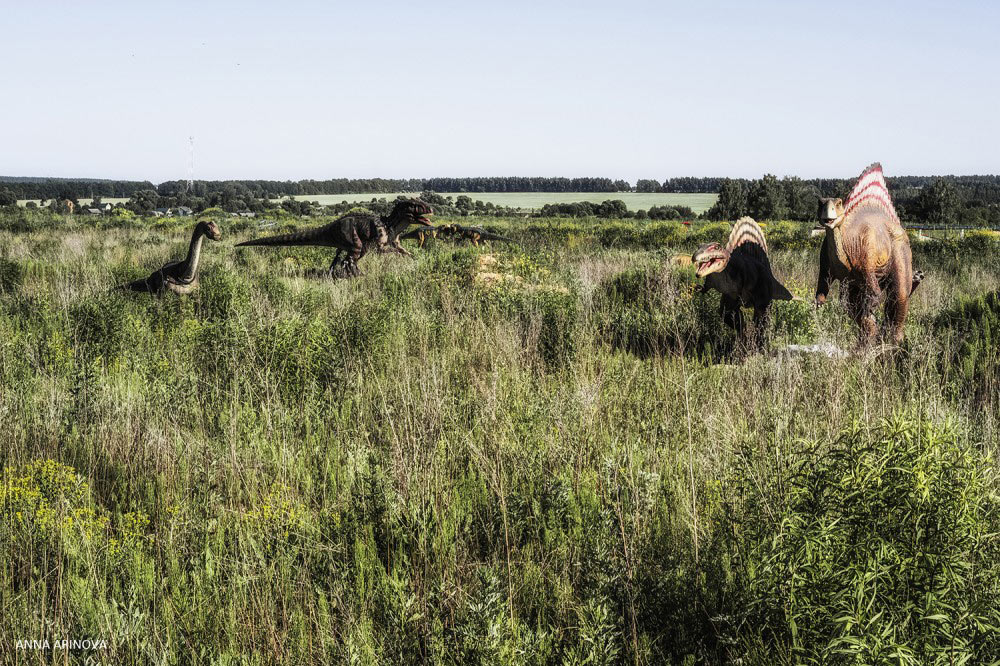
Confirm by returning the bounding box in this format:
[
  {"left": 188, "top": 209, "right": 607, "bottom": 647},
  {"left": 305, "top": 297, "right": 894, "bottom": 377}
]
[
  {"left": 705, "top": 175, "right": 1000, "bottom": 226},
  {"left": 3, "top": 174, "right": 999, "bottom": 226}
]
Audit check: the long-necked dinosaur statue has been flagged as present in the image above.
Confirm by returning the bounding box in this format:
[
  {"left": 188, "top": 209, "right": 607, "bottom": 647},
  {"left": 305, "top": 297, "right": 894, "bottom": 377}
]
[
  {"left": 692, "top": 216, "right": 793, "bottom": 347},
  {"left": 236, "top": 199, "right": 433, "bottom": 277},
  {"left": 120, "top": 220, "right": 222, "bottom": 294},
  {"left": 815, "top": 163, "right": 919, "bottom": 344}
]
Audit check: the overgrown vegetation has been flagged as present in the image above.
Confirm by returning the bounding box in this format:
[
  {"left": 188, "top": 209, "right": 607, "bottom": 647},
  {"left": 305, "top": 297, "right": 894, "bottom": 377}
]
[{"left": 1, "top": 210, "right": 999, "bottom": 664}]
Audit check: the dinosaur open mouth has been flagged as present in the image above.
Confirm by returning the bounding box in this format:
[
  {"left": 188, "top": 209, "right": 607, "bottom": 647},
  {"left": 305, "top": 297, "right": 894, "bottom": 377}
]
[{"left": 695, "top": 257, "right": 724, "bottom": 276}]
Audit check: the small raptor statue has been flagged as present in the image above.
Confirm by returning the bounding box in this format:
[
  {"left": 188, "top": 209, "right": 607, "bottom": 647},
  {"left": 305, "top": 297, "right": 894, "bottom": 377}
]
[
  {"left": 236, "top": 199, "right": 433, "bottom": 277},
  {"left": 815, "top": 163, "right": 921, "bottom": 344},
  {"left": 120, "top": 220, "right": 222, "bottom": 294},
  {"left": 403, "top": 223, "right": 515, "bottom": 247},
  {"left": 692, "top": 216, "right": 793, "bottom": 346}
]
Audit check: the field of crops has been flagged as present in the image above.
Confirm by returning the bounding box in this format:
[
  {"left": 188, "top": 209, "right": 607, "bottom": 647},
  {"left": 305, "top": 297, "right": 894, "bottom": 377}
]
[
  {"left": 288, "top": 192, "right": 719, "bottom": 213},
  {"left": 1, "top": 208, "right": 999, "bottom": 664}
]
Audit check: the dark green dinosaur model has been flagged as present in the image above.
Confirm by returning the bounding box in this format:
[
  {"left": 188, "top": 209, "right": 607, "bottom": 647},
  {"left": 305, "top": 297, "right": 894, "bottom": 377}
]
[
  {"left": 236, "top": 199, "right": 433, "bottom": 277},
  {"left": 691, "top": 216, "right": 793, "bottom": 347},
  {"left": 120, "top": 220, "right": 222, "bottom": 294}
]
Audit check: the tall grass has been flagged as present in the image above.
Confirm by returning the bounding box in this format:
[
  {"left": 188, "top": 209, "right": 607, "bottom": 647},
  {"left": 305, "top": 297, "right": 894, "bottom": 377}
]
[{"left": 0, "top": 211, "right": 998, "bottom": 664}]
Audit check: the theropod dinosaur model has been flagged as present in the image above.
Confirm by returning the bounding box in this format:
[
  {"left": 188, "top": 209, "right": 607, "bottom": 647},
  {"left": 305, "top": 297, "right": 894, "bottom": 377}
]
[
  {"left": 236, "top": 199, "right": 433, "bottom": 277},
  {"left": 815, "top": 163, "right": 919, "bottom": 344},
  {"left": 400, "top": 225, "right": 442, "bottom": 248},
  {"left": 401, "top": 223, "right": 515, "bottom": 248},
  {"left": 692, "top": 216, "right": 793, "bottom": 346},
  {"left": 453, "top": 225, "right": 516, "bottom": 247},
  {"left": 120, "top": 220, "right": 222, "bottom": 294}
]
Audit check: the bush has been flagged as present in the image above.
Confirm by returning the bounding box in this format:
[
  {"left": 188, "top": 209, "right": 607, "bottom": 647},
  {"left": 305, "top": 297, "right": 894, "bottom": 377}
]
[
  {"left": 934, "top": 289, "right": 1000, "bottom": 402},
  {"left": 734, "top": 417, "right": 1000, "bottom": 663},
  {"left": 0, "top": 258, "right": 24, "bottom": 294},
  {"left": 593, "top": 265, "right": 730, "bottom": 359}
]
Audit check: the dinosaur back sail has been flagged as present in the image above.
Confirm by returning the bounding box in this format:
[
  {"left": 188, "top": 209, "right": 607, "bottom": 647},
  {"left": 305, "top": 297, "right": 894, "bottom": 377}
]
[
  {"left": 727, "top": 216, "right": 768, "bottom": 255},
  {"left": 843, "top": 162, "right": 902, "bottom": 229}
]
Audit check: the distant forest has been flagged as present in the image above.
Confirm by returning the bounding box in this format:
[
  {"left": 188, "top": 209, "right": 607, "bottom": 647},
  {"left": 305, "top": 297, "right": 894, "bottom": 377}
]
[
  {"left": 5, "top": 174, "right": 1000, "bottom": 200},
  {"left": 2, "top": 174, "right": 999, "bottom": 225}
]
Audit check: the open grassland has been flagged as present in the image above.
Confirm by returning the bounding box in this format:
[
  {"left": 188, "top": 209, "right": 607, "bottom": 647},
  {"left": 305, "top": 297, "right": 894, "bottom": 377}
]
[
  {"left": 1, "top": 210, "right": 999, "bottom": 664},
  {"left": 287, "top": 192, "right": 719, "bottom": 213}
]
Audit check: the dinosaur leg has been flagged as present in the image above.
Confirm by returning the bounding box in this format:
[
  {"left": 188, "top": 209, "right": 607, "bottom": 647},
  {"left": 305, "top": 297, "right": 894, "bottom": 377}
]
[
  {"left": 751, "top": 305, "right": 770, "bottom": 351},
  {"left": 815, "top": 244, "right": 832, "bottom": 306},
  {"left": 329, "top": 250, "right": 344, "bottom": 277},
  {"left": 846, "top": 281, "right": 878, "bottom": 346},
  {"left": 883, "top": 275, "right": 910, "bottom": 344},
  {"left": 720, "top": 296, "right": 743, "bottom": 334}
]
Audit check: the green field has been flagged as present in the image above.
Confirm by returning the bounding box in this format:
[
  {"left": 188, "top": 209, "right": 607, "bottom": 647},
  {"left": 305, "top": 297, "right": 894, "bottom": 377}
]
[
  {"left": 289, "top": 191, "right": 718, "bottom": 213},
  {"left": 1, "top": 208, "right": 999, "bottom": 663}
]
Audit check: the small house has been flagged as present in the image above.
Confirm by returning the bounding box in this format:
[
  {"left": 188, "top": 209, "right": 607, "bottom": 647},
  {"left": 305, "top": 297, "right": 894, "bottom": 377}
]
[{"left": 175, "top": 206, "right": 193, "bottom": 217}]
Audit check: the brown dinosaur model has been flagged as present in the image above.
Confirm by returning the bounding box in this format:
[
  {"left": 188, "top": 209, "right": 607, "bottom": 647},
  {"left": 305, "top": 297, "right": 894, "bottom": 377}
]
[
  {"left": 236, "top": 199, "right": 432, "bottom": 277},
  {"left": 692, "top": 216, "right": 793, "bottom": 346},
  {"left": 399, "top": 225, "right": 440, "bottom": 247},
  {"left": 815, "top": 163, "right": 920, "bottom": 344},
  {"left": 120, "top": 220, "right": 222, "bottom": 294}
]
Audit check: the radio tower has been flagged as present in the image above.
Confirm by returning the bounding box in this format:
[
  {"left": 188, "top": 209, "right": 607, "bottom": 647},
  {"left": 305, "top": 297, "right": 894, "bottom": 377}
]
[{"left": 187, "top": 136, "right": 195, "bottom": 193}]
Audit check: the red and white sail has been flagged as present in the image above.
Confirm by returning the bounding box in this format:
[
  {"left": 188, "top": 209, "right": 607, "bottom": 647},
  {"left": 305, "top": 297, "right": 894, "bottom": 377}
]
[{"left": 843, "top": 162, "right": 901, "bottom": 229}]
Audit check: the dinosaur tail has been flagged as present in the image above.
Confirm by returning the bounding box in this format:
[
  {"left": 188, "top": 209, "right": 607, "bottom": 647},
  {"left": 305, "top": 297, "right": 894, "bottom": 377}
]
[
  {"left": 771, "top": 276, "right": 794, "bottom": 301},
  {"left": 118, "top": 277, "right": 152, "bottom": 293},
  {"left": 236, "top": 229, "right": 326, "bottom": 248}
]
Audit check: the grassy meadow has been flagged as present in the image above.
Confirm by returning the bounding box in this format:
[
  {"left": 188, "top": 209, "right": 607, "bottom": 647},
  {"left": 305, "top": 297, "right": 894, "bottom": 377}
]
[
  {"left": 284, "top": 192, "right": 719, "bottom": 213},
  {"left": 1, "top": 209, "right": 999, "bottom": 664}
]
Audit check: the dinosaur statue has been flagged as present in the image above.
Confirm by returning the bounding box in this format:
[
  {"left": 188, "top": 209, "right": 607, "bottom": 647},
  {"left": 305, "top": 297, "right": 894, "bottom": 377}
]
[
  {"left": 815, "top": 163, "right": 918, "bottom": 344},
  {"left": 400, "top": 223, "right": 515, "bottom": 248},
  {"left": 400, "top": 225, "right": 441, "bottom": 248},
  {"left": 422, "top": 223, "right": 515, "bottom": 247},
  {"left": 236, "top": 199, "right": 433, "bottom": 277},
  {"left": 120, "top": 220, "right": 222, "bottom": 294},
  {"left": 692, "top": 216, "right": 793, "bottom": 346},
  {"left": 454, "top": 225, "right": 516, "bottom": 247}
]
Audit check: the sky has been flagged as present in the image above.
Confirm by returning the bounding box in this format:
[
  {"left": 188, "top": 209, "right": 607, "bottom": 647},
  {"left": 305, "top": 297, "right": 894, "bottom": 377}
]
[{"left": 1, "top": 0, "right": 998, "bottom": 183}]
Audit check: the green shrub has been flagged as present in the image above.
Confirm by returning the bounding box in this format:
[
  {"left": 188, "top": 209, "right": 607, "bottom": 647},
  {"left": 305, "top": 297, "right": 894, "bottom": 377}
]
[
  {"left": 734, "top": 417, "right": 1000, "bottom": 664},
  {"left": 934, "top": 290, "right": 1000, "bottom": 401},
  {"left": 0, "top": 257, "right": 24, "bottom": 293},
  {"left": 593, "top": 265, "right": 730, "bottom": 359}
]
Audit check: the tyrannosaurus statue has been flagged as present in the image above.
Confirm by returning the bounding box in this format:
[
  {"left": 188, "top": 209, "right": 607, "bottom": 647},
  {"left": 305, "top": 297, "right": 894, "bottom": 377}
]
[
  {"left": 120, "top": 220, "right": 222, "bottom": 294},
  {"left": 692, "top": 216, "right": 793, "bottom": 346},
  {"left": 236, "top": 199, "right": 433, "bottom": 277},
  {"left": 815, "top": 163, "right": 918, "bottom": 344}
]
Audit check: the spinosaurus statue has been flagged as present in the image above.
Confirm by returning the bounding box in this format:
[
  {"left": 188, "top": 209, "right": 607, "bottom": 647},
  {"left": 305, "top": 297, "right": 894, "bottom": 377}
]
[
  {"left": 692, "top": 216, "right": 793, "bottom": 346},
  {"left": 120, "top": 220, "right": 222, "bottom": 294},
  {"left": 815, "top": 163, "right": 922, "bottom": 344},
  {"left": 236, "top": 199, "right": 433, "bottom": 277}
]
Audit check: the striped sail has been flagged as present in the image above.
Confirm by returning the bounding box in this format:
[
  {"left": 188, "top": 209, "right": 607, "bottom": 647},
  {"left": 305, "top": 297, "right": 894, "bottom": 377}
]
[
  {"left": 727, "top": 216, "right": 768, "bottom": 254},
  {"left": 844, "top": 163, "right": 901, "bottom": 228}
]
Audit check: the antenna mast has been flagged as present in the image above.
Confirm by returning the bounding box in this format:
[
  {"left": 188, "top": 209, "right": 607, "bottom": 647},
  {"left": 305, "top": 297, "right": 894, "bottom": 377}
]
[{"left": 187, "top": 136, "right": 195, "bottom": 193}]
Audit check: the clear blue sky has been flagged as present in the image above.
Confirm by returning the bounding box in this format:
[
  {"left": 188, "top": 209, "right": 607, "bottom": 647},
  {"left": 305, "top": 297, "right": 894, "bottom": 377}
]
[{"left": 2, "top": 0, "right": 997, "bottom": 183}]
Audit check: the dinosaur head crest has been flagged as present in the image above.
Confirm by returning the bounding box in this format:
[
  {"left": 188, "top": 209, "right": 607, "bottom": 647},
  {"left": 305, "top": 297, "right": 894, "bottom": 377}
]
[
  {"left": 390, "top": 199, "right": 434, "bottom": 227},
  {"left": 692, "top": 242, "right": 730, "bottom": 277},
  {"left": 198, "top": 220, "right": 223, "bottom": 240},
  {"left": 817, "top": 197, "right": 845, "bottom": 229}
]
